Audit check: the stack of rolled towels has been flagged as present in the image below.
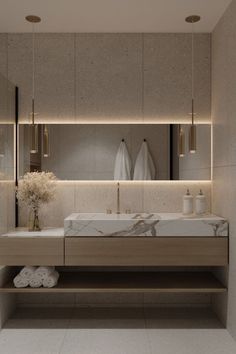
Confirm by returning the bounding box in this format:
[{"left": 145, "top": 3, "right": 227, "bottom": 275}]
[{"left": 13, "top": 266, "right": 59, "bottom": 288}]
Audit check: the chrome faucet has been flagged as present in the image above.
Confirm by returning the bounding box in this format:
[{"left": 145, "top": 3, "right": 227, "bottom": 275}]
[{"left": 116, "top": 182, "right": 120, "bottom": 214}]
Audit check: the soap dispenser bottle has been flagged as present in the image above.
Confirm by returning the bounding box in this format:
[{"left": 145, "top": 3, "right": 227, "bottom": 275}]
[
  {"left": 195, "top": 189, "right": 206, "bottom": 215},
  {"left": 183, "top": 189, "right": 193, "bottom": 215}
]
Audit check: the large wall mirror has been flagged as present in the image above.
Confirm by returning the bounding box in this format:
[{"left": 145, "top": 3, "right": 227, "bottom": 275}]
[
  {"left": 19, "top": 124, "right": 211, "bottom": 181},
  {"left": 0, "top": 73, "right": 15, "bottom": 181},
  {"left": 0, "top": 124, "right": 14, "bottom": 181}
]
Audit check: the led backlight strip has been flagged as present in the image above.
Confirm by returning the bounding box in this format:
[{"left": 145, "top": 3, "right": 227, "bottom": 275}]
[{"left": 18, "top": 120, "right": 212, "bottom": 125}]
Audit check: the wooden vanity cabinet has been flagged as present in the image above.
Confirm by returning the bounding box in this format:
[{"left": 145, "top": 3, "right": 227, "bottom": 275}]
[
  {"left": 65, "top": 236, "right": 228, "bottom": 267},
  {"left": 0, "top": 237, "right": 64, "bottom": 266},
  {"left": 0, "top": 234, "right": 228, "bottom": 294},
  {"left": 0, "top": 235, "right": 228, "bottom": 267}
]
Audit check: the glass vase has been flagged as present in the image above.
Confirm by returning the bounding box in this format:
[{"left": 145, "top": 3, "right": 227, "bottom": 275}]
[{"left": 29, "top": 209, "right": 41, "bottom": 232}]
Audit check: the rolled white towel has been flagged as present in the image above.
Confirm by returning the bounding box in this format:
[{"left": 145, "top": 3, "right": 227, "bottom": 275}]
[
  {"left": 13, "top": 274, "right": 29, "bottom": 288},
  {"left": 29, "top": 275, "right": 43, "bottom": 288},
  {"left": 35, "top": 266, "right": 55, "bottom": 281},
  {"left": 43, "top": 271, "right": 59, "bottom": 288},
  {"left": 19, "top": 266, "right": 37, "bottom": 280}
]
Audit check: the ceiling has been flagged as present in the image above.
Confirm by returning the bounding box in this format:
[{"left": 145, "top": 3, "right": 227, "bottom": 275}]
[{"left": 0, "top": 0, "right": 232, "bottom": 33}]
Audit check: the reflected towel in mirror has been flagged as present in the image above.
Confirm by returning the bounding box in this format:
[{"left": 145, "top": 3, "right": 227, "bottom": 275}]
[
  {"left": 114, "top": 140, "right": 132, "bottom": 180},
  {"left": 133, "top": 140, "right": 156, "bottom": 180}
]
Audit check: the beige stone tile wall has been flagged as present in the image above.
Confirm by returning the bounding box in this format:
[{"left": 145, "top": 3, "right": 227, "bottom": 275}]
[
  {"left": 17, "top": 291, "right": 211, "bottom": 308},
  {"left": 0, "top": 34, "right": 7, "bottom": 75},
  {"left": 0, "top": 181, "right": 15, "bottom": 235},
  {"left": 18, "top": 181, "right": 211, "bottom": 227},
  {"left": 212, "top": 0, "right": 236, "bottom": 338},
  {"left": 0, "top": 33, "right": 211, "bottom": 124},
  {"left": 143, "top": 34, "right": 211, "bottom": 123},
  {"left": 0, "top": 145, "right": 16, "bottom": 328}
]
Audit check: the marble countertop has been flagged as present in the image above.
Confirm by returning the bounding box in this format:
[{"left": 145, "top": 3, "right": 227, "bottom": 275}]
[
  {"left": 64, "top": 213, "right": 229, "bottom": 237},
  {"left": 1, "top": 213, "right": 228, "bottom": 238},
  {"left": 65, "top": 212, "right": 226, "bottom": 221},
  {"left": 1, "top": 228, "right": 64, "bottom": 237}
]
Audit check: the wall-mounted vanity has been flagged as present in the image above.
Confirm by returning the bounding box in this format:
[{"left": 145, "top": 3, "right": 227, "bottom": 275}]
[
  {"left": 0, "top": 69, "right": 227, "bottom": 299},
  {"left": 0, "top": 212, "right": 228, "bottom": 294},
  {"left": 0, "top": 102, "right": 227, "bottom": 295}
]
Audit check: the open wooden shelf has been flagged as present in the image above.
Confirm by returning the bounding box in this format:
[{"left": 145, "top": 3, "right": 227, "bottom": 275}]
[{"left": 0, "top": 271, "right": 227, "bottom": 294}]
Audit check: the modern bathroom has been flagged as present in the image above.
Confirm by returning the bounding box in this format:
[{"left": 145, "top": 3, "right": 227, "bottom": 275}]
[{"left": 0, "top": 0, "right": 236, "bottom": 353}]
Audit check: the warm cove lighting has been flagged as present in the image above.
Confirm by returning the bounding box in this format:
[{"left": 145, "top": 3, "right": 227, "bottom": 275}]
[
  {"left": 0, "top": 180, "right": 16, "bottom": 184},
  {"left": 211, "top": 124, "right": 213, "bottom": 181},
  {"left": 18, "top": 119, "right": 212, "bottom": 125},
  {"left": 54, "top": 180, "right": 212, "bottom": 184}
]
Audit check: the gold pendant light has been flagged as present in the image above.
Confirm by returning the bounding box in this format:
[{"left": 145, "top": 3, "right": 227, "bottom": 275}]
[
  {"left": 43, "top": 124, "right": 50, "bottom": 157},
  {"left": 178, "top": 125, "right": 185, "bottom": 157},
  {"left": 185, "top": 15, "right": 201, "bottom": 154},
  {"left": 0, "top": 128, "right": 5, "bottom": 157},
  {"left": 26, "top": 15, "right": 41, "bottom": 154}
]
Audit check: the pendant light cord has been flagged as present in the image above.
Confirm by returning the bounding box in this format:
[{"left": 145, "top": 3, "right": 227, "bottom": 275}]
[
  {"left": 32, "top": 22, "right": 35, "bottom": 124},
  {"left": 191, "top": 21, "right": 195, "bottom": 126}
]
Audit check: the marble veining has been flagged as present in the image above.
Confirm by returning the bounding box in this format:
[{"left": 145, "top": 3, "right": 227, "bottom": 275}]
[{"left": 64, "top": 213, "right": 228, "bottom": 237}]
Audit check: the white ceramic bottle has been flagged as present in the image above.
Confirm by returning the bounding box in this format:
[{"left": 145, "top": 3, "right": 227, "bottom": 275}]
[
  {"left": 195, "top": 189, "right": 206, "bottom": 215},
  {"left": 183, "top": 189, "right": 193, "bottom": 215}
]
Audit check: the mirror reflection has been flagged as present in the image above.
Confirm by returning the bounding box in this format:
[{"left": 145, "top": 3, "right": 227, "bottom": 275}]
[
  {"left": 0, "top": 125, "right": 14, "bottom": 181},
  {"left": 0, "top": 73, "right": 15, "bottom": 181},
  {"left": 19, "top": 124, "right": 211, "bottom": 181}
]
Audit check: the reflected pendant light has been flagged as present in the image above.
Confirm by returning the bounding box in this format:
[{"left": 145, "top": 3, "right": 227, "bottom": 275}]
[
  {"left": 0, "top": 128, "right": 4, "bottom": 157},
  {"left": 26, "top": 15, "right": 41, "bottom": 154},
  {"left": 185, "top": 15, "right": 201, "bottom": 154},
  {"left": 43, "top": 124, "right": 50, "bottom": 157},
  {"left": 178, "top": 124, "right": 185, "bottom": 157}
]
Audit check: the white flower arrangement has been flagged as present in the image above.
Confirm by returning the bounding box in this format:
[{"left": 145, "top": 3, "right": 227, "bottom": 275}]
[{"left": 17, "top": 172, "right": 57, "bottom": 212}]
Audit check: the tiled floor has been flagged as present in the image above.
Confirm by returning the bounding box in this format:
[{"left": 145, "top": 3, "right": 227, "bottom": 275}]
[{"left": 0, "top": 307, "right": 236, "bottom": 354}]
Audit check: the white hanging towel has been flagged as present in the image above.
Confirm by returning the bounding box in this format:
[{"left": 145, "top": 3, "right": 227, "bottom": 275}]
[
  {"left": 133, "top": 141, "right": 156, "bottom": 180},
  {"left": 114, "top": 140, "right": 132, "bottom": 180}
]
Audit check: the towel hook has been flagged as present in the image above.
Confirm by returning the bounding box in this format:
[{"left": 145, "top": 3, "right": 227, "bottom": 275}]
[
  {"left": 143, "top": 138, "right": 146, "bottom": 142},
  {"left": 122, "top": 139, "right": 125, "bottom": 142}
]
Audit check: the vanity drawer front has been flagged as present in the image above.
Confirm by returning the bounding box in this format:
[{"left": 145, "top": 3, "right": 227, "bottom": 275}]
[
  {"left": 65, "top": 237, "right": 228, "bottom": 266},
  {"left": 0, "top": 237, "right": 64, "bottom": 266}
]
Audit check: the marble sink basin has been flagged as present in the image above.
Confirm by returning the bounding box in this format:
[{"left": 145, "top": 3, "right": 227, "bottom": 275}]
[{"left": 64, "top": 213, "right": 228, "bottom": 237}]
